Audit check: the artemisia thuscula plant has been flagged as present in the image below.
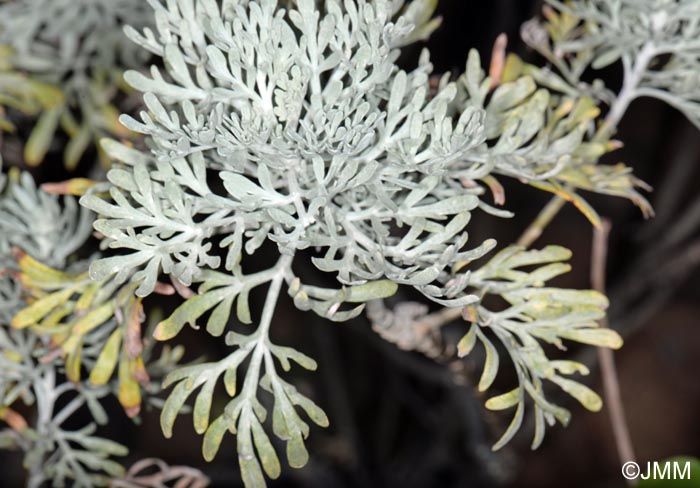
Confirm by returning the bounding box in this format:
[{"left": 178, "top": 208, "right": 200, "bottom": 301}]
[{"left": 3, "top": 0, "right": 700, "bottom": 486}]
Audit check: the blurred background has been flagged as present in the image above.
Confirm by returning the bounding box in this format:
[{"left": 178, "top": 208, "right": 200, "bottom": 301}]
[{"left": 2, "top": 1, "right": 700, "bottom": 487}]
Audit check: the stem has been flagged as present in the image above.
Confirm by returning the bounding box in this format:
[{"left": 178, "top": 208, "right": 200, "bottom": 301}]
[
  {"left": 516, "top": 194, "right": 567, "bottom": 248},
  {"left": 240, "top": 254, "right": 293, "bottom": 400},
  {"left": 51, "top": 396, "right": 86, "bottom": 428},
  {"left": 257, "top": 256, "right": 290, "bottom": 341},
  {"left": 517, "top": 42, "right": 657, "bottom": 249},
  {"left": 591, "top": 219, "right": 636, "bottom": 484},
  {"left": 27, "top": 367, "right": 56, "bottom": 488},
  {"left": 597, "top": 42, "right": 656, "bottom": 140}
]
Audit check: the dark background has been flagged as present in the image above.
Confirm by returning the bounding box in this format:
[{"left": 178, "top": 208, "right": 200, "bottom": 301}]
[{"left": 3, "top": 1, "right": 700, "bottom": 487}]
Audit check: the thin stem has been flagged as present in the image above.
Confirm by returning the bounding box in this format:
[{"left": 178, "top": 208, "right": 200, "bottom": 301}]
[
  {"left": 516, "top": 194, "right": 567, "bottom": 248},
  {"left": 51, "top": 395, "right": 86, "bottom": 428},
  {"left": 597, "top": 42, "right": 657, "bottom": 140},
  {"left": 257, "top": 256, "right": 291, "bottom": 340},
  {"left": 52, "top": 381, "right": 76, "bottom": 399},
  {"left": 517, "top": 42, "right": 657, "bottom": 249},
  {"left": 54, "top": 434, "right": 90, "bottom": 481},
  {"left": 241, "top": 254, "right": 293, "bottom": 400},
  {"left": 591, "top": 219, "right": 636, "bottom": 484}
]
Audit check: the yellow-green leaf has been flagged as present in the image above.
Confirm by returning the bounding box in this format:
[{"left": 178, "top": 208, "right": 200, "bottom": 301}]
[
  {"left": 89, "top": 328, "right": 123, "bottom": 386},
  {"left": 223, "top": 367, "right": 237, "bottom": 397},
  {"left": 344, "top": 280, "right": 399, "bottom": 302},
  {"left": 251, "top": 421, "right": 281, "bottom": 479},
  {"left": 72, "top": 301, "right": 116, "bottom": 335},
  {"left": 492, "top": 401, "right": 525, "bottom": 451},
  {"left": 501, "top": 53, "right": 524, "bottom": 83},
  {"left": 36, "top": 303, "right": 73, "bottom": 331},
  {"left": 27, "top": 80, "right": 64, "bottom": 108},
  {"left": 485, "top": 388, "right": 520, "bottom": 411},
  {"left": 457, "top": 324, "right": 477, "bottom": 357},
  {"left": 160, "top": 381, "right": 193, "bottom": 438},
  {"left": 552, "top": 377, "right": 602, "bottom": 412},
  {"left": 154, "top": 289, "right": 231, "bottom": 341},
  {"left": 66, "top": 339, "right": 84, "bottom": 383},
  {"left": 118, "top": 356, "right": 142, "bottom": 418},
  {"left": 203, "top": 415, "right": 228, "bottom": 461},
  {"left": 24, "top": 105, "right": 63, "bottom": 166},
  {"left": 559, "top": 328, "right": 623, "bottom": 349},
  {"left": 286, "top": 434, "right": 309, "bottom": 469},
  {"left": 17, "top": 252, "right": 72, "bottom": 283},
  {"left": 11, "top": 287, "right": 75, "bottom": 329},
  {"left": 193, "top": 380, "right": 216, "bottom": 435},
  {"left": 74, "top": 283, "right": 100, "bottom": 312},
  {"left": 206, "top": 295, "right": 234, "bottom": 337},
  {"left": 477, "top": 329, "right": 499, "bottom": 392},
  {"left": 236, "top": 288, "right": 252, "bottom": 324},
  {"left": 64, "top": 124, "right": 92, "bottom": 170}
]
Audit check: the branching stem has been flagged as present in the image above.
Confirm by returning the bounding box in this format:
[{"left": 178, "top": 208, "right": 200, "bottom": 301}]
[
  {"left": 597, "top": 42, "right": 657, "bottom": 140},
  {"left": 240, "top": 254, "right": 294, "bottom": 401},
  {"left": 518, "top": 42, "right": 657, "bottom": 248}
]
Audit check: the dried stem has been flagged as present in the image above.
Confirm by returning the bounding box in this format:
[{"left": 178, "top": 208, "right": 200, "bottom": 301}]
[
  {"left": 110, "top": 458, "right": 210, "bottom": 488},
  {"left": 591, "top": 218, "right": 636, "bottom": 483}
]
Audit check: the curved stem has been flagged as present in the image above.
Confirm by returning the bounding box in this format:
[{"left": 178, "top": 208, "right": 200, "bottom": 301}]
[
  {"left": 51, "top": 395, "right": 86, "bottom": 428},
  {"left": 596, "top": 42, "right": 657, "bottom": 140},
  {"left": 591, "top": 220, "right": 636, "bottom": 483}
]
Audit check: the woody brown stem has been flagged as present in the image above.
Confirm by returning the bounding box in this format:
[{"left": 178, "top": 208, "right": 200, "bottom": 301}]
[{"left": 591, "top": 219, "right": 636, "bottom": 485}]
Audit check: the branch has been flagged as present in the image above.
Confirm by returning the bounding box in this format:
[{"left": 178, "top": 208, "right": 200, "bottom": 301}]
[
  {"left": 597, "top": 42, "right": 657, "bottom": 140},
  {"left": 591, "top": 219, "right": 636, "bottom": 482},
  {"left": 516, "top": 195, "right": 567, "bottom": 248}
]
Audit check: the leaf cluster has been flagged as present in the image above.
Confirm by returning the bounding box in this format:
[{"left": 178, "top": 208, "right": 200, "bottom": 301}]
[
  {"left": 0, "top": 169, "right": 131, "bottom": 486},
  {"left": 459, "top": 245, "right": 622, "bottom": 449},
  {"left": 525, "top": 0, "right": 700, "bottom": 129},
  {"left": 0, "top": 0, "right": 154, "bottom": 167},
  {"left": 2, "top": 1, "right": 680, "bottom": 486},
  {"left": 74, "top": 1, "right": 658, "bottom": 485}
]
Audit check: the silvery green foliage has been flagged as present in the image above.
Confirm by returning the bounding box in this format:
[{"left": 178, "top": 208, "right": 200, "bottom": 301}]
[
  {"left": 461, "top": 245, "right": 621, "bottom": 450},
  {"left": 0, "top": 0, "right": 152, "bottom": 84},
  {"left": 0, "top": 167, "right": 91, "bottom": 322},
  {"left": 0, "top": 170, "right": 130, "bottom": 487},
  {"left": 526, "top": 0, "right": 700, "bottom": 129},
  {"left": 368, "top": 244, "right": 622, "bottom": 450},
  {"left": 0, "top": 0, "right": 156, "bottom": 167},
  {"left": 0, "top": 361, "right": 127, "bottom": 488},
  {"left": 0, "top": 272, "right": 23, "bottom": 325},
  {"left": 0, "top": 168, "right": 22, "bottom": 324},
  {"left": 79, "top": 1, "right": 643, "bottom": 485},
  {"left": 85, "top": 0, "right": 608, "bottom": 302},
  {"left": 97, "top": 0, "right": 498, "bottom": 305},
  {"left": 0, "top": 171, "right": 93, "bottom": 269}
]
